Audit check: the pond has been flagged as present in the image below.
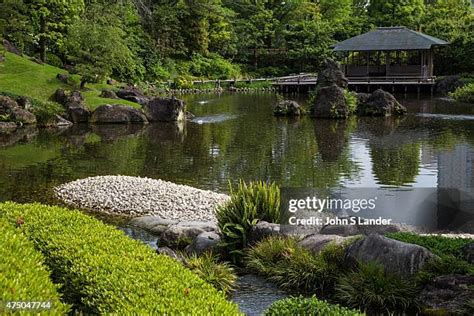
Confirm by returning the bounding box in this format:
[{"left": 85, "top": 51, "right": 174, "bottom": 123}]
[{"left": 1, "top": 93, "right": 474, "bottom": 231}]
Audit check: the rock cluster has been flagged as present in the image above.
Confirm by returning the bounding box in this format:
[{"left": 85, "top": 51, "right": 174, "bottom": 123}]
[
  {"left": 130, "top": 216, "right": 222, "bottom": 255},
  {"left": 143, "top": 97, "right": 186, "bottom": 122},
  {"left": 273, "top": 100, "right": 304, "bottom": 116},
  {"left": 55, "top": 175, "right": 229, "bottom": 222},
  {"left": 310, "top": 59, "right": 350, "bottom": 118},
  {"left": 310, "top": 59, "right": 406, "bottom": 118},
  {"left": 357, "top": 89, "right": 407, "bottom": 116},
  {"left": 0, "top": 95, "right": 37, "bottom": 127},
  {"left": 54, "top": 89, "right": 90, "bottom": 123},
  {"left": 90, "top": 105, "right": 148, "bottom": 124}
]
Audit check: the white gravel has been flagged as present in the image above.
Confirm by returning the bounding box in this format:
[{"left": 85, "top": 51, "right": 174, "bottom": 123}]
[{"left": 54, "top": 175, "right": 229, "bottom": 222}]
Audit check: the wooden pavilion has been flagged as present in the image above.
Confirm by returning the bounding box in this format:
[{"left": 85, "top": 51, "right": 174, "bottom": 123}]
[{"left": 332, "top": 27, "right": 448, "bottom": 83}]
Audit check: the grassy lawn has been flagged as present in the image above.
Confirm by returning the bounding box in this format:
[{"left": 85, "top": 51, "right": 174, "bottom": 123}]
[{"left": 0, "top": 52, "right": 139, "bottom": 110}]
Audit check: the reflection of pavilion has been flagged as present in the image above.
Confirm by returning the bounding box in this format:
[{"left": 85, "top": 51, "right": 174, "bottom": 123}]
[{"left": 437, "top": 144, "right": 474, "bottom": 232}]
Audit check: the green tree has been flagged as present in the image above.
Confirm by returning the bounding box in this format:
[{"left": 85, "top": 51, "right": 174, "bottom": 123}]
[
  {"left": 422, "top": 0, "right": 474, "bottom": 74},
  {"left": 0, "top": 0, "right": 32, "bottom": 53},
  {"left": 25, "top": 0, "right": 84, "bottom": 62},
  {"left": 368, "top": 0, "right": 425, "bottom": 29},
  {"left": 67, "top": 3, "right": 137, "bottom": 88}
]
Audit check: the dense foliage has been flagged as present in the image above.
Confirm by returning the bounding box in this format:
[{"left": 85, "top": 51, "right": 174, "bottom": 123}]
[
  {"left": 216, "top": 180, "right": 280, "bottom": 263},
  {"left": 246, "top": 236, "right": 347, "bottom": 295},
  {"left": 0, "top": 202, "right": 240, "bottom": 315},
  {"left": 265, "top": 296, "right": 363, "bottom": 316},
  {"left": 0, "top": 217, "right": 70, "bottom": 314},
  {"left": 449, "top": 82, "right": 474, "bottom": 103},
  {"left": 1, "top": 0, "right": 472, "bottom": 82},
  {"left": 336, "top": 261, "right": 419, "bottom": 313}
]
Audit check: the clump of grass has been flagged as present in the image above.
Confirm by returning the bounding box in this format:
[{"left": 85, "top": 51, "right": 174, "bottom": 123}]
[
  {"left": 180, "top": 252, "right": 237, "bottom": 295},
  {"left": 416, "top": 256, "right": 474, "bottom": 285},
  {"left": 246, "top": 236, "right": 346, "bottom": 295},
  {"left": 265, "top": 295, "right": 363, "bottom": 316},
  {"left": 30, "top": 99, "right": 65, "bottom": 126},
  {"left": 216, "top": 180, "right": 280, "bottom": 264},
  {"left": 335, "top": 261, "right": 419, "bottom": 314}
]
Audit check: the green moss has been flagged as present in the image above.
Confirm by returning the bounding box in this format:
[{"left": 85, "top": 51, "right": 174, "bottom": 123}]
[
  {"left": 0, "top": 202, "right": 240, "bottom": 315},
  {"left": 385, "top": 232, "right": 472, "bottom": 259},
  {"left": 0, "top": 217, "right": 70, "bottom": 314}
]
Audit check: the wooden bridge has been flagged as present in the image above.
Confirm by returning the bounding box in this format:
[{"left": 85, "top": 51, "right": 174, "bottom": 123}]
[{"left": 192, "top": 73, "right": 436, "bottom": 93}]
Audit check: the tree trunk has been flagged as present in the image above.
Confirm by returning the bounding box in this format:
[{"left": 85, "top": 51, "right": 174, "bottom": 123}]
[
  {"left": 80, "top": 80, "right": 86, "bottom": 89},
  {"left": 39, "top": 17, "right": 47, "bottom": 62}
]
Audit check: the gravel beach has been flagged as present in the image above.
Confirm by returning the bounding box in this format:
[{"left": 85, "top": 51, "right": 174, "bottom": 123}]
[{"left": 54, "top": 175, "right": 229, "bottom": 222}]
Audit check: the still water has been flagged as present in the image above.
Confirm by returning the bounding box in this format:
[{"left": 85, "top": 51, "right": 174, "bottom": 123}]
[{"left": 1, "top": 93, "right": 473, "bottom": 230}]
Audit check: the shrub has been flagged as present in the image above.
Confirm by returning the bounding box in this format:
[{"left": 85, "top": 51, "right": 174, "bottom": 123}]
[
  {"left": 0, "top": 202, "right": 240, "bottom": 315},
  {"left": 189, "top": 53, "right": 241, "bottom": 80},
  {"left": 264, "top": 296, "right": 363, "bottom": 316},
  {"left": 416, "top": 256, "right": 474, "bottom": 285},
  {"left": 344, "top": 89, "right": 358, "bottom": 114},
  {"left": 30, "top": 99, "right": 65, "bottom": 126},
  {"left": 180, "top": 252, "right": 237, "bottom": 295},
  {"left": 216, "top": 180, "right": 280, "bottom": 263},
  {"left": 385, "top": 232, "right": 472, "bottom": 259},
  {"left": 335, "top": 261, "right": 419, "bottom": 313},
  {"left": 246, "top": 236, "right": 346, "bottom": 295},
  {"left": 0, "top": 217, "right": 69, "bottom": 314},
  {"left": 449, "top": 82, "right": 474, "bottom": 103}
]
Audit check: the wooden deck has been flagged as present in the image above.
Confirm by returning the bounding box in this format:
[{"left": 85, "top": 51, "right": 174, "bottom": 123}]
[{"left": 192, "top": 73, "right": 436, "bottom": 92}]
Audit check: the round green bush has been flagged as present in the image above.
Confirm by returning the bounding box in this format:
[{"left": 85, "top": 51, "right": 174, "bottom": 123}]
[{"left": 265, "top": 296, "right": 363, "bottom": 316}]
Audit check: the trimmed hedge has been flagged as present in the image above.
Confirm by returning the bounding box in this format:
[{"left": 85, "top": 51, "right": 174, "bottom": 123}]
[
  {"left": 0, "top": 202, "right": 240, "bottom": 314},
  {"left": 385, "top": 232, "right": 472, "bottom": 259},
  {"left": 265, "top": 296, "right": 363, "bottom": 316},
  {"left": 0, "top": 217, "right": 69, "bottom": 314}
]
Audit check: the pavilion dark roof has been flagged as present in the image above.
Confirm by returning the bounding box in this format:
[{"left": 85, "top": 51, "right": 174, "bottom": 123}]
[{"left": 333, "top": 27, "right": 448, "bottom": 52}]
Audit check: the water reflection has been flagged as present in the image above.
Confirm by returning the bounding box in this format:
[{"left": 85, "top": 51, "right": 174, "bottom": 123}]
[{"left": 0, "top": 94, "right": 473, "bottom": 211}]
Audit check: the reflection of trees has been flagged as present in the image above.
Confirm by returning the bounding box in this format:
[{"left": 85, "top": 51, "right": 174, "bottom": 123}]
[{"left": 370, "top": 142, "right": 421, "bottom": 186}]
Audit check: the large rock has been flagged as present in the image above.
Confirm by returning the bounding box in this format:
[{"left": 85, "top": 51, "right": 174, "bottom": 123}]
[
  {"left": 10, "top": 107, "right": 36, "bottom": 125},
  {"left": 299, "top": 234, "right": 352, "bottom": 254},
  {"left": 250, "top": 221, "right": 281, "bottom": 244},
  {"left": 2, "top": 39, "right": 21, "bottom": 55},
  {"left": 185, "top": 231, "right": 221, "bottom": 256},
  {"left": 0, "top": 122, "right": 17, "bottom": 134},
  {"left": 310, "top": 84, "right": 349, "bottom": 118},
  {"left": 143, "top": 97, "right": 186, "bottom": 122},
  {"left": 273, "top": 100, "right": 304, "bottom": 116},
  {"left": 320, "top": 220, "right": 415, "bottom": 237},
  {"left": 116, "top": 87, "right": 149, "bottom": 105},
  {"left": 100, "top": 89, "right": 118, "bottom": 99},
  {"left": 54, "top": 89, "right": 90, "bottom": 123},
  {"left": 90, "top": 105, "right": 148, "bottom": 124},
  {"left": 462, "top": 243, "right": 474, "bottom": 264},
  {"left": 130, "top": 216, "right": 178, "bottom": 236},
  {"left": 419, "top": 274, "right": 474, "bottom": 313},
  {"left": 160, "top": 221, "right": 218, "bottom": 248},
  {"left": 0, "top": 96, "right": 36, "bottom": 125},
  {"left": 345, "top": 234, "right": 437, "bottom": 277},
  {"left": 56, "top": 73, "right": 70, "bottom": 84},
  {"left": 156, "top": 246, "right": 183, "bottom": 262},
  {"left": 436, "top": 76, "right": 464, "bottom": 96},
  {"left": 0, "top": 95, "right": 19, "bottom": 113},
  {"left": 357, "top": 89, "right": 407, "bottom": 116},
  {"left": 317, "top": 59, "right": 348, "bottom": 89}
]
